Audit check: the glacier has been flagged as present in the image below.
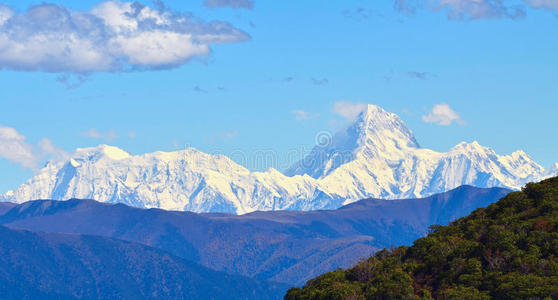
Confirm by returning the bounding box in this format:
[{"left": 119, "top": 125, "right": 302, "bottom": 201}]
[{"left": 2, "top": 104, "right": 556, "bottom": 214}]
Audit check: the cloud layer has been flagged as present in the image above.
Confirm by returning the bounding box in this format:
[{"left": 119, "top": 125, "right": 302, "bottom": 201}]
[
  {"left": 395, "top": 0, "right": 558, "bottom": 20},
  {"left": 204, "top": 0, "right": 254, "bottom": 10},
  {"left": 292, "top": 110, "right": 319, "bottom": 121},
  {"left": 0, "top": 1, "right": 250, "bottom": 73},
  {"left": 422, "top": 103, "right": 463, "bottom": 126},
  {"left": 407, "top": 71, "right": 436, "bottom": 80},
  {"left": 525, "top": 0, "right": 558, "bottom": 10},
  {"left": 332, "top": 101, "right": 367, "bottom": 121},
  {"left": 0, "top": 126, "right": 68, "bottom": 170},
  {"left": 81, "top": 128, "right": 119, "bottom": 140}
]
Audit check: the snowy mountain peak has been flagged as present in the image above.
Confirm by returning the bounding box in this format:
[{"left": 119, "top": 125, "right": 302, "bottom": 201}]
[
  {"left": 69, "top": 159, "right": 81, "bottom": 168},
  {"left": 450, "top": 141, "right": 493, "bottom": 155},
  {"left": 509, "top": 150, "right": 531, "bottom": 160},
  {"left": 354, "top": 104, "right": 420, "bottom": 152},
  {"left": 285, "top": 104, "right": 420, "bottom": 178},
  {"left": 547, "top": 163, "right": 558, "bottom": 177},
  {"left": 2, "top": 104, "right": 556, "bottom": 214},
  {"left": 73, "top": 145, "right": 131, "bottom": 161}
]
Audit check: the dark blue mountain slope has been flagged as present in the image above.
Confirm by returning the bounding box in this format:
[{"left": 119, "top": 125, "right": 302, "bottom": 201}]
[{"left": 0, "top": 185, "right": 511, "bottom": 285}]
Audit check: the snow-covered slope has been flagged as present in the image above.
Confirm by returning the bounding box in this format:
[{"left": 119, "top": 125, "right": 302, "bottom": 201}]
[
  {"left": 3, "top": 105, "right": 555, "bottom": 213},
  {"left": 6, "top": 145, "right": 329, "bottom": 213},
  {"left": 546, "top": 163, "right": 558, "bottom": 178},
  {"left": 287, "top": 105, "right": 548, "bottom": 202}
]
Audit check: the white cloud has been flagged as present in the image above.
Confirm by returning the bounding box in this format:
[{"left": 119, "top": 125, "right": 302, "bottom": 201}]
[
  {"left": 394, "top": 0, "right": 558, "bottom": 19},
  {"left": 310, "top": 78, "right": 329, "bottom": 85},
  {"left": 0, "top": 5, "right": 13, "bottom": 25},
  {"left": 82, "top": 128, "right": 119, "bottom": 140},
  {"left": 0, "top": 1, "right": 249, "bottom": 73},
  {"left": 332, "top": 101, "right": 367, "bottom": 121},
  {"left": 292, "top": 110, "right": 318, "bottom": 121},
  {"left": 0, "top": 126, "right": 37, "bottom": 169},
  {"left": 432, "top": 0, "right": 525, "bottom": 19},
  {"left": 525, "top": 0, "right": 558, "bottom": 10},
  {"left": 193, "top": 85, "right": 208, "bottom": 93},
  {"left": 0, "top": 126, "right": 68, "bottom": 170},
  {"left": 56, "top": 74, "right": 89, "bottom": 89},
  {"left": 218, "top": 131, "right": 239, "bottom": 139},
  {"left": 394, "top": 0, "right": 417, "bottom": 14},
  {"left": 37, "top": 138, "right": 70, "bottom": 163},
  {"left": 204, "top": 0, "right": 254, "bottom": 10},
  {"left": 172, "top": 139, "right": 181, "bottom": 149},
  {"left": 422, "top": 103, "right": 464, "bottom": 126},
  {"left": 206, "top": 130, "right": 239, "bottom": 143},
  {"left": 407, "top": 71, "right": 436, "bottom": 80}
]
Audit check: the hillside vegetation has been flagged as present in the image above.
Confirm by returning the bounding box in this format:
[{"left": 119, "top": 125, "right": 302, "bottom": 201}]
[
  {"left": 0, "top": 186, "right": 508, "bottom": 286},
  {"left": 286, "top": 177, "right": 558, "bottom": 299}
]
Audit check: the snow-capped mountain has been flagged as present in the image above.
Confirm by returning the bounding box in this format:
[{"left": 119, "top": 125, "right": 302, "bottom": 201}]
[
  {"left": 2, "top": 105, "right": 555, "bottom": 213},
  {"left": 546, "top": 163, "right": 558, "bottom": 177},
  {"left": 287, "top": 105, "right": 548, "bottom": 201},
  {"left": 4, "top": 145, "right": 328, "bottom": 213}
]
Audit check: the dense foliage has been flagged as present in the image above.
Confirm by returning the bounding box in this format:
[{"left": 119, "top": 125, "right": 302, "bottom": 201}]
[{"left": 285, "top": 177, "right": 558, "bottom": 299}]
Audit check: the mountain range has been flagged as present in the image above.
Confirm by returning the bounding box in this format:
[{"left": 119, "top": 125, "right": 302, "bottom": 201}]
[
  {"left": 0, "top": 226, "right": 287, "bottom": 300},
  {"left": 2, "top": 104, "right": 554, "bottom": 214},
  {"left": 0, "top": 185, "right": 510, "bottom": 286}
]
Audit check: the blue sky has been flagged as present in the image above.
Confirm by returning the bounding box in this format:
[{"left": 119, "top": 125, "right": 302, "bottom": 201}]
[{"left": 0, "top": 0, "right": 557, "bottom": 192}]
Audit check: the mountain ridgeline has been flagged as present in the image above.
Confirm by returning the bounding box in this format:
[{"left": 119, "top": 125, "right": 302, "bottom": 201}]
[
  {"left": 0, "top": 186, "right": 509, "bottom": 288},
  {"left": 0, "top": 226, "right": 287, "bottom": 300},
  {"left": 286, "top": 176, "right": 558, "bottom": 299},
  {"left": 3, "top": 105, "right": 555, "bottom": 214}
]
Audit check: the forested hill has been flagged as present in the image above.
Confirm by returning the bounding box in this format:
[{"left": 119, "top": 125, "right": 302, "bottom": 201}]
[{"left": 286, "top": 176, "right": 558, "bottom": 299}]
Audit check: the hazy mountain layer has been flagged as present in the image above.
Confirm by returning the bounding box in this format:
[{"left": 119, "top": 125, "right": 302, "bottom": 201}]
[
  {"left": 0, "top": 226, "right": 287, "bottom": 300},
  {"left": 0, "top": 185, "right": 510, "bottom": 285}
]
